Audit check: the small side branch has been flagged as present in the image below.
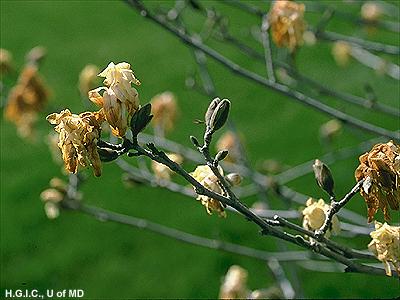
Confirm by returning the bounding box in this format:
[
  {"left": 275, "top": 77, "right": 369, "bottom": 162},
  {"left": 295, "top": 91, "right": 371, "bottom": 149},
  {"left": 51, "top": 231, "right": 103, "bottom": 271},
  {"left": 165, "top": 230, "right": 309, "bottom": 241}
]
[{"left": 315, "top": 179, "right": 365, "bottom": 239}]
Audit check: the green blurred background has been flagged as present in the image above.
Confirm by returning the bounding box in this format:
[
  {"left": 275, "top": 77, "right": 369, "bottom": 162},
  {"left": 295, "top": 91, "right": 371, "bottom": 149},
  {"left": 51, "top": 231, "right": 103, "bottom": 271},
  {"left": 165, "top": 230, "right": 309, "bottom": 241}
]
[{"left": 1, "top": 0, "right": 399, "bottom": 299}]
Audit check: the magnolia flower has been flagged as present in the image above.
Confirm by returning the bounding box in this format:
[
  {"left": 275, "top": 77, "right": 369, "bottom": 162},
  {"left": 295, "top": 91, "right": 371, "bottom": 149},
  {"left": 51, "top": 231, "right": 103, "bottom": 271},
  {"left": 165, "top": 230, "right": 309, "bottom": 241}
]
[
  {"left": 78, "top": 64, "right": 100, "bottom": 98},
  {"left": 151, "top": 91, "right": 178, "bottom": 134},
  {"left": 219, "top": 265, "right": 249, "bottom": 299},
  {"left": 88, "top": 62, "right": 140, "bottom": 137},
  {"left": 355, "top": 140, "right": 400, "bottom": 222},
  {"left": 332, "top": 41, "right": 352, "bottom": 67},
  {"left": 302, "top": 198, "right": 340, "bottom": 238},
  {"left": 268, "top": 0, "right": 306, "bottom": 52},
  {"left": 46, "top": 109, "right": 104, "bottom": 177},
  {"left": 216, "top": 131, "right": 241, "bottom": 163},
  {"left": 191, "top": 165, "right": 226, "bottom": 217},
  {"left": 368, "top": 222, "right": 400, "bottom": 276},
  {"left": 5, "top": 65, "right": 49, "bottom": 139},
  {"left": 151, "top": 153, "right": 183, "bottom": 180}
]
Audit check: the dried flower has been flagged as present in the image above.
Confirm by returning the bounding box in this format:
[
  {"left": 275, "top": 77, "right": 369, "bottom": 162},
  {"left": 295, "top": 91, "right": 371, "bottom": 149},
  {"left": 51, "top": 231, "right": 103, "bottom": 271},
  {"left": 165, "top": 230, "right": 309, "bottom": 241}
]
[
  {"left": 332, "top": 41, "right": 352, "bottom": 67},
  {"left": 268, "top": 0, "right": 306, "bottom": 52},
  {"left": 191, "top": 165, "right": 226, "bottom": 217},
  {"left": 151, "top": 91, "right": 178, "bottom": 134},
  {"left": 46, "top": 109, "right": 104, "bottom": 177},
  {"left": 368, "top": 222, "right": 400, "bottom": 276},
  {"left": 361, "top": 2, "right": 382, "bottom": 22},
  {"left": 0, "top": 48, "right": 13, "bottom": 74},
  {"left": 151, "top": 153, "right": 183, "bottom": 180},
  {"left": 216, "top": 131, "right": 242, "bottom": 163},
  {"left": 302, "top": 198, "right": 340, "bottom": 237},
  {"left": 355, "top": 140, "right": 400, "bottom": 222},
  {"left": 88, "top": 62, "right": 140, "bottom": 137},
  {"left": 78, "top": 64, "right": 100, "bottom": 98},
  {"left": 219, "top": 265, "right": 249, "bottom": 299},
  {"left": 5, "top": 65, "right": 49, "bottom": 139}
]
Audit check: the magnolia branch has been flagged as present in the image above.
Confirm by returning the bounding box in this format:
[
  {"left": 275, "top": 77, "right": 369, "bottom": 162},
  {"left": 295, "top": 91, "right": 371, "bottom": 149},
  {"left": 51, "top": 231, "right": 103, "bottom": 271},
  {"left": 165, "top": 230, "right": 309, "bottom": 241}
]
[{"left": 125, "top": 0, "right": 399, "bottom": 141}]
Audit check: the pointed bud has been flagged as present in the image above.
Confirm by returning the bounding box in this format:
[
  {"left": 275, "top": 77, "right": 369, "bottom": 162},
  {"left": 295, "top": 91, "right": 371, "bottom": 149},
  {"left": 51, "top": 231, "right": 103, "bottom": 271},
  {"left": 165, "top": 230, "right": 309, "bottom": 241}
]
[
  {"left": 205, "top": 97, "right": 221, "bottom": 128},
  {"left": 312, "top": 159, "right": 335, "bottom": 198},
  {"left": 215, "top": 150, "right": 229, "bottom": 162},
  {"left": 190, "top": 135, "right": 201, "bottom": 148},
  {"left": 225, "top": 173, "right": 242, "bottom": 186},
  {"left": 130, "top": 103, "right": 153, "bottom": 136},
  {"left": 209, "top": 99, "right": 230, "bottom": 132}
]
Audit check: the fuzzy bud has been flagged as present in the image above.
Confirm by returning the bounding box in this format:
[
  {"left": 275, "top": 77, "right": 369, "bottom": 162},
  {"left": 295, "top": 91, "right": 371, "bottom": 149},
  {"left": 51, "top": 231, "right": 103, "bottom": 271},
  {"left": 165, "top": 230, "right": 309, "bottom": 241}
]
[{"left": 313, "top": 159, "right": 335, "bottom": 198}]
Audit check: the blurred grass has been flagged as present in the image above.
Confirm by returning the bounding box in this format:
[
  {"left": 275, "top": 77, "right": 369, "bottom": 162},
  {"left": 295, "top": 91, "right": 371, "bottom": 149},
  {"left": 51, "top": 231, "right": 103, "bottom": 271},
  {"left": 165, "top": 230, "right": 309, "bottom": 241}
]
[{"left": 1, "top": 1, "right": 399, "bottom": 299}]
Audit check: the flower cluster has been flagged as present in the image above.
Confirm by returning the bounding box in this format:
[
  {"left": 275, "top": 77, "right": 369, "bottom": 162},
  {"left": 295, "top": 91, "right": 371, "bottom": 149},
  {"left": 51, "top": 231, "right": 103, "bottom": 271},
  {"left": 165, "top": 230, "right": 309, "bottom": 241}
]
[
  {"left": 368, "top": 222, "right": 400, "bottom": 276},
  {"left": 46, "top": 109, "right": 104, "bottom": 177},
  {"left": 5, "top": 64, "right": 49, "bottom": 139},
  {"left": 40, "top": 178, "right": 68, "bottom": 219},
  {"left": 191, "top": 165, "right": 227, "bottom": 217},
  {"left": 355, "top": 140, "right": 399, "bottom": 222},
  {"left": 46, "top": 62, "right": 142, "bottom": 177},
  {"left": 268, "top": 0, "right": 306, "bottom": 52},
  {"left": 89, "top": 62, "right": 140, "bottom": 137},
  {"left": 302, "top": 198, "right": 340, "bottom": 238},
  {"left": 151, "top": 153, "right": 183, "bottom": 180},
  {"left": 151, "top": 91, "right": 178, "bottom": 134}
]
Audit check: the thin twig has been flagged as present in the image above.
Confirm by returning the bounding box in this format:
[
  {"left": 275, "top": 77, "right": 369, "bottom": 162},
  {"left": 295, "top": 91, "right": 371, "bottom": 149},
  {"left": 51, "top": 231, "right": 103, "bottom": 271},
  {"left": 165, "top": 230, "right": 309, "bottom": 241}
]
[
  {"left": 315, "top": 179, "right": 365, "bottom": 239},
  {"left": 126, "top": 0, "right": 399, "bottom": 141},
  {"left": 63, "top": 199, "right": 314, "bottom": 263}
]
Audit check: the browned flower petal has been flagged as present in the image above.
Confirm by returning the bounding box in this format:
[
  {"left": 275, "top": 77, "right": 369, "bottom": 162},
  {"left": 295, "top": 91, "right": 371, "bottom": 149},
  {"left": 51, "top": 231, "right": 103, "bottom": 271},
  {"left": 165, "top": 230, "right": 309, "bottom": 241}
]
[
  {"left": 62, "top": 141, "right": 78, "bottom": 173},
  {"left": 355, "top": 140, "right": 400, "bottom": 222}
]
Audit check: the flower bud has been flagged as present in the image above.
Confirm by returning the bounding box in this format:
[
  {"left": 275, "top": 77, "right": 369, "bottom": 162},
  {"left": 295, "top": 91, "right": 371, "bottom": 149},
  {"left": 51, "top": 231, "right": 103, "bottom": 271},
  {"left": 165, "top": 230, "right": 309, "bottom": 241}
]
[
  {"left": 205, "top": 97, "right": 221, "bottom": 128},
  {"left": 332, "top": 41, "right": 352, "bottom": 67},
  {"left": 361, "top": 2, "right": 382, "bottom": 22},
  {"left": 190, "top": 135, "right": 201, "bottom": 148},
  {"left": 320, "top": 119, "right": 342, "bottom": 142},
  {"left": 215, "top": 150, "right": 229, "bottom": 162},
  {"left": 312, "top": 159, "right": 335, "bottom": 198},
  {"left": 40, "top": 188, "right": 64, "bottom": 203},
  {"left": 44, "top": 202, "right": 60, "bottom": 219},
  {"left": 49, "top": 177, "right": 67, "bottom": 192},
  {"left": 205, "top": 98, "right": 230, "bottom": 132},
  {"left": 130, "top": 103, "right": 153, "bottom": 137},
  {"left": 225, "top": 173, "right": 242, "bottom": 186}
]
